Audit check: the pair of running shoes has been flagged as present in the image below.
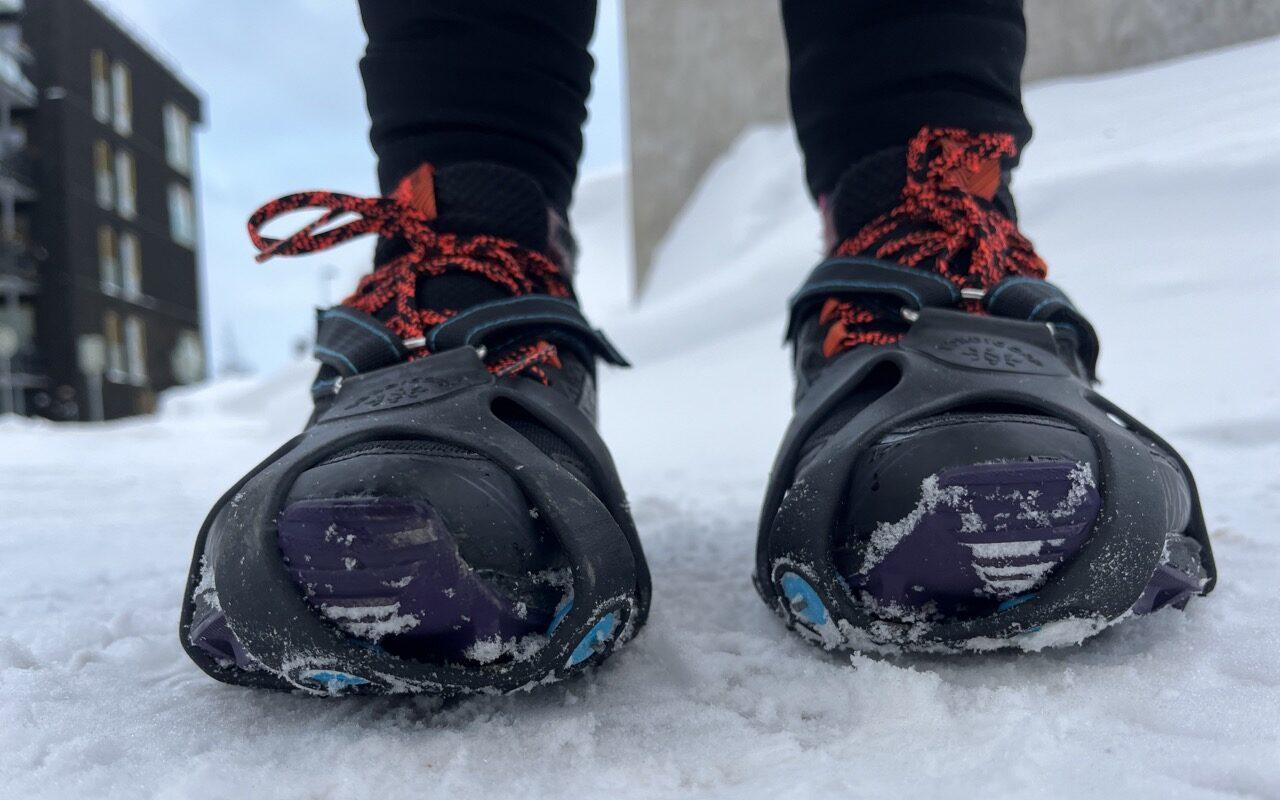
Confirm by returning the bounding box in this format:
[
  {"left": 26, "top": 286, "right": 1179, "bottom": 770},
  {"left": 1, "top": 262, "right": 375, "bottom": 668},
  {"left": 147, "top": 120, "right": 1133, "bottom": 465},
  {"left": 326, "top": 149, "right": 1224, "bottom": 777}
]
[{"left": 181, "top": 129, "right": 1214, "bottom": 696}]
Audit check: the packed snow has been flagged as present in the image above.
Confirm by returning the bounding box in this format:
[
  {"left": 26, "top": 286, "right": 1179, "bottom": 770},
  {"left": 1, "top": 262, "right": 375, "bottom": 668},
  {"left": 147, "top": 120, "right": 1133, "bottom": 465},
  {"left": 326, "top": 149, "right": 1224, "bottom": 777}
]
[
  {"left": 860, "top": 475, "right": 968, "bottom": 575},
  {"left": 4, "top": 38, "right": 1280, "bottom": 799}
]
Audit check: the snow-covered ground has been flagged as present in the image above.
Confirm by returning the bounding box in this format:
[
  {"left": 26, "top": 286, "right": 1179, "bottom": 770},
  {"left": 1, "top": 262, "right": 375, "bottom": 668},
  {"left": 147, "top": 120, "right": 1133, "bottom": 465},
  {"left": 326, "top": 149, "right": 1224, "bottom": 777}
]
[{"left": 4, "top": 38, "right": 1280, "bottom": 800}]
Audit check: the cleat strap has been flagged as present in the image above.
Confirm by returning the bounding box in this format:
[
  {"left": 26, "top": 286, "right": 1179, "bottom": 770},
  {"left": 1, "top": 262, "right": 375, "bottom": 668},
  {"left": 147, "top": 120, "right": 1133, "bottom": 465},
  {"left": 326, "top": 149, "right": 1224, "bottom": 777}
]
[
  {"left": 308, "top": 296, "right": 629, "bottom": 401},
  {"left": 427, "top": 295, "right": 630, "bottom": 367},
  {"left": 312, "top": 306, "right": 409, "bottom": 378},
  {"left": 786, "top": 257, "right": 1100, "bottom": 379},
  {"left": 786, "top": 257, "right": 961, "bottom": 342}
]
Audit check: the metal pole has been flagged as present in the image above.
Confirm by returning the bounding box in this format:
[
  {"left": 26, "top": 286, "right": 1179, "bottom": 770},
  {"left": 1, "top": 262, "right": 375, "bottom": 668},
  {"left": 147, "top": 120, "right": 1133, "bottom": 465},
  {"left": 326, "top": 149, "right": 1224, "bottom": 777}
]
[
  {"left": 1, "top": 79, "right": 20, "bottom": 415},
  {"left": 88, "top": 371, "right": 104, "bottom": 423},
  {"left": 2, "top": 292, "right": 21, "bottom": 415},
  {"left": 0, "top": 354, "right": 11, "bottom": 416},
  {"left": 76, "top": 334, "right": 108, "bottom": 422}
]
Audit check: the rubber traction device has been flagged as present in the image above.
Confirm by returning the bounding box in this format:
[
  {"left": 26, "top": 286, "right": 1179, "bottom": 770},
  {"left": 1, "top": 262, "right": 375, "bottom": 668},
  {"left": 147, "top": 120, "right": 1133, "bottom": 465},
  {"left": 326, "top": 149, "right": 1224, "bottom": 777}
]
[
  {"left": 180, "top": 335, "right": 651, "bottom": 696},
  {"left": 756, "top": 257, "right": 1215, "bottom": 652}
]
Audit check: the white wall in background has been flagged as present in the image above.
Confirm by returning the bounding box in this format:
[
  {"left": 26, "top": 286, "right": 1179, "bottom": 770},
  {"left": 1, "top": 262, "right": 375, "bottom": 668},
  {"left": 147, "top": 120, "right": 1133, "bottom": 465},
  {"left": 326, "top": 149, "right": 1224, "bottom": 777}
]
[{"left": 626, "top": 0, "right": 1280, "bottom": 297}]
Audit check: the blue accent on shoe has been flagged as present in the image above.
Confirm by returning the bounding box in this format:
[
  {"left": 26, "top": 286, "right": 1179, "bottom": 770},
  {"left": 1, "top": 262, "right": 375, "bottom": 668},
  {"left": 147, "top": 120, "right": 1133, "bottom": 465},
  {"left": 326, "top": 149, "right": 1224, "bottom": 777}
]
[
  {"left": 299, "top": 670, "right": 370, "bottom": 690},
  {"left": 321, "top": 307, "right": 403, "bottom": 357},
  {"left": 998, "top": 593, "right": 1037, "bottom": 612},
  {"left": 312, "top": 345, "right": 358, "bottom": 374},
  {"left": 567, "top": 613, "right": 617, "bottom": 667},
  {"left": 547, "top": 596, "right": 573, "bottom": 636},
  {"left": 780, "top": 572, "right": 829, "bottom": 627}
]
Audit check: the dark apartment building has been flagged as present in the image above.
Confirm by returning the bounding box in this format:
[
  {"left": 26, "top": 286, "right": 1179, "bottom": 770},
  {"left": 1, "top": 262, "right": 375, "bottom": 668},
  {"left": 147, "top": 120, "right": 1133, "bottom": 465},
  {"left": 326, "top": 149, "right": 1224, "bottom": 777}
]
[{"left": 0, "top": 0, "right": 203, "bottom": 421}]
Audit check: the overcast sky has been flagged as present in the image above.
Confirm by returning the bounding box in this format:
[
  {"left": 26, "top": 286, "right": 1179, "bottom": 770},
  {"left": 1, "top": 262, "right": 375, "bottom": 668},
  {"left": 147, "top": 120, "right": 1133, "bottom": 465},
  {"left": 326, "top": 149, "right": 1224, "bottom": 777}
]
[{"left": 94, "top": 0, "right": 628, "bottom": 374}]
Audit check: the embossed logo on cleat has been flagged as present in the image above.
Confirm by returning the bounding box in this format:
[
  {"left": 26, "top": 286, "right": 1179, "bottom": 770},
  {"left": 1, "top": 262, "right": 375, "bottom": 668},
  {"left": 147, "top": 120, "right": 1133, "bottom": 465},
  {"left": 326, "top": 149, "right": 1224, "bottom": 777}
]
[
  {"left": 930, "top": 334, "right": 1059, "bottom": 374},
  {"left": 319, "top": 348, "right": 493, "bottom": 421}
]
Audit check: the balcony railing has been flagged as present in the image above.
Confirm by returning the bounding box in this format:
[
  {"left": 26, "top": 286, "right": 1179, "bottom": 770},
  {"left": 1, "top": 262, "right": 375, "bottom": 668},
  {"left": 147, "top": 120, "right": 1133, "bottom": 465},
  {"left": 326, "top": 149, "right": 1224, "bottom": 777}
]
[
  {"left": 6, "top": 346, "right": 43, "bottom": 378},
  {"left": 0, "top": 239, "right": 38, "bottom": 286},
  {"left": 0, "top": 147, "right": 35, "bottom": 191}
]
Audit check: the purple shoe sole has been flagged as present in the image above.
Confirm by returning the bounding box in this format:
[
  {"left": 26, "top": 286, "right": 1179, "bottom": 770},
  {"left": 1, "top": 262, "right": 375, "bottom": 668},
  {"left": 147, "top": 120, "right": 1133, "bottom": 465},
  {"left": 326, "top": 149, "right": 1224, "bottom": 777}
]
[
  {"left": 851, "top": 460, "right": 1102, "bottom": 618},
  {"left": 190, "top": 497, "right": 558, "bottom": 670},
  {"left": 784, "top": 458, "right": 1207, "bottom": 642}
]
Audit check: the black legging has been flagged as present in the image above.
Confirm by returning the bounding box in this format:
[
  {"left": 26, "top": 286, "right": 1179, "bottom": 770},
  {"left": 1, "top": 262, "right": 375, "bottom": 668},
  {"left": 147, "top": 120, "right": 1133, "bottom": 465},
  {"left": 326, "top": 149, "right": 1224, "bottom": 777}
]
[{"left": 358, "top": 0, "right": 1030, "bottom": 210}]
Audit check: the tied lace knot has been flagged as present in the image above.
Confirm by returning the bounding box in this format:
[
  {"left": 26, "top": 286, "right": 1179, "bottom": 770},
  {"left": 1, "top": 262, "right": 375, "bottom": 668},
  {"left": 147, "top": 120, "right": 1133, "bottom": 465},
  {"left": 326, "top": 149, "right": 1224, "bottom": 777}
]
[
  {"left": 247, "top": 165, "right": 571, "bottom": 381},
  {"left": 822, "top": 127, "right": 1048, "bottom": 358}
]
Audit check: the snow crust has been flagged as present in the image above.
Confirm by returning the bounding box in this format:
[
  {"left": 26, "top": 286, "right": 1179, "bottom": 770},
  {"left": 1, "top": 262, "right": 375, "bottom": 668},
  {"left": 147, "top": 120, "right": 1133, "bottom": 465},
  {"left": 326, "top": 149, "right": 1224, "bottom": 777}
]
[
  {"left": 859, "top": 475, "right": 968, "bottom": 574},
  {"left": 857, "top": 462, "right": 1095, "bottom": 599},
  {"left": 463, "top": 634, "right": 549, "bottom": 666},
  {"left": 3, "top": 38, "right": 1280, "bottom": 799},
  {"left": 317, "top": 603, "right": 420, "bottom": 641}
]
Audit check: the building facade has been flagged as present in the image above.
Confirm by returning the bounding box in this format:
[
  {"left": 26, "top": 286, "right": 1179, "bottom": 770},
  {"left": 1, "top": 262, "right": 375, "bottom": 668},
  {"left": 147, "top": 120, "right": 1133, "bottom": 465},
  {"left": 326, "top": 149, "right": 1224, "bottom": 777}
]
[{"left": 0, "top": 0, "right": 203, "bottom": 421}]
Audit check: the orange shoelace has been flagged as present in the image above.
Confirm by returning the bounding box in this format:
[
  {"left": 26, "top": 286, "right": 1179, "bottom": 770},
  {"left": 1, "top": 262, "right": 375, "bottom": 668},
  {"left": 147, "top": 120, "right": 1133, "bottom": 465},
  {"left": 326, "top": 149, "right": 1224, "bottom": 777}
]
[
  {"left": 248, "top": 165, "right": 570, "bottom": 382},
  {"left": 821, "top": 127, "right": 1048, "bottom": 358}
]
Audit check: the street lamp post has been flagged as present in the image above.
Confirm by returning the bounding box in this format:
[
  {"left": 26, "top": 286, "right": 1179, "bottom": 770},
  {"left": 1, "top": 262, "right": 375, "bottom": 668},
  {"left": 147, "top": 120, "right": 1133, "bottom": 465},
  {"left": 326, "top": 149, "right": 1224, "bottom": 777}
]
[
  {"left": 0, "top": 324, "right": 17, "bottom": 416},
  {"left": 77, "top": 334, "right": 107, "bottom": 422},
  {"left": 171, "top": 330, "right": 204, "bottom": 386}
]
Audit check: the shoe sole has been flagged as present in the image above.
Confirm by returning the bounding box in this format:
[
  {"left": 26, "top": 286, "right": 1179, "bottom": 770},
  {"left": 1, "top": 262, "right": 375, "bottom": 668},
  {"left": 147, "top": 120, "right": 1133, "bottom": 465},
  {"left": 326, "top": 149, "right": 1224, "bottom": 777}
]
[
  {"left": 189, "top": 497, "right": 568, "bottom": 681},
  {"left": 778, "top": 459, "right": 1207, "bottom": 652}
]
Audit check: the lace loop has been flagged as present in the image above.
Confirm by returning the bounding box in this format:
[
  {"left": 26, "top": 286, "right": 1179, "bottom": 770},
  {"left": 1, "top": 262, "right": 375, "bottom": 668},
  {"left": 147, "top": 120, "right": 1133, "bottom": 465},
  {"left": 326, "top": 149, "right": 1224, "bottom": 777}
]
[
  {"left": 248, "top": 191, "right": 425, "bottom": 263},
  {"left": 246, "top": 172, "right": 571, "bottom": 382},
  {"left": 835, "top": 127, "right": 1046, "bottom": 283},
  {"left": 822, "top": 127, "right": 1048, "bottom": 357}
]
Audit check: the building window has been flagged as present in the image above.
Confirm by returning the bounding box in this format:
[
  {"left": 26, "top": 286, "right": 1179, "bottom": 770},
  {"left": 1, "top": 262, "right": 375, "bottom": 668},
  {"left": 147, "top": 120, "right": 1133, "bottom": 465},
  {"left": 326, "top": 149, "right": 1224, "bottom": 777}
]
[
  {"left": 115, "top": 150, "right": 136, "bottom": 220},
  {"left": 124, "top": 315, "right": 147, "bottom": 382},
  {"left": 97, "top": 225, "right": 119, "bottom": 293},
  {"left": 119, "top": 232, "right": 142, "bottom": 299},
  {"left": 104, "top": 310, "right": 125, "bottom": 377},
  {"left": 164, "top": 103, "right": 193, "bottom": 175},
  {"left": 94, "top": 141, "right": 113, "bottom": 209},
  {"left": 13, "top": 212, "right": 32, "bottom": 248},
  {"left": 12, "top": 302, "right": 35, "bottom": 348},
  {"left": 111, "top": 61, "right": 132, "bottom": 136},
  {"left": 91, "top": 50, "right": 111, "bottom": 124},
  {"left": 168, "top": 183, "right": 196, "bottom": 246}
]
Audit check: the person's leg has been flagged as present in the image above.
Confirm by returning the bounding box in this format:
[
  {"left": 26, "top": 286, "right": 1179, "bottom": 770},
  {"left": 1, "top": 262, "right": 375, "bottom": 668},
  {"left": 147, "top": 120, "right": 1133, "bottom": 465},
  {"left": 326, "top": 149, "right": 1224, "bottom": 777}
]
[
  {"left": 358, "top": 0, "right": 597, "bottom": 216},
  {"left": 757, "top": 0, "right": 1213, "bottom": 652},
  {"left": 782, "top": 0, "right": 1030, "bottom": 201},
  {"left": 781, "top": 0, "right": 1044, "bottom": 366}
]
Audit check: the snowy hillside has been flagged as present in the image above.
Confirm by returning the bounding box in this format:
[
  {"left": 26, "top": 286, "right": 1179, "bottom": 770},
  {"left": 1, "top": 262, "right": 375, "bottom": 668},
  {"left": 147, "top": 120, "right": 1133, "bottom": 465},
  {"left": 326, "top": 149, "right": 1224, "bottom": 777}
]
[{"left": 3, "top": 38, "right": 1280, "bottom": 799}]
